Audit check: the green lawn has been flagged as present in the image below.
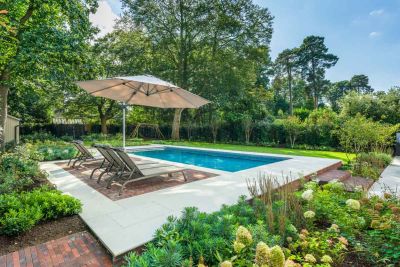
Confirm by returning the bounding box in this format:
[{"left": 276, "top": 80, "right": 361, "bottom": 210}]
[{"left": 162, "top": 141, "right": 355, "bottom": 162}]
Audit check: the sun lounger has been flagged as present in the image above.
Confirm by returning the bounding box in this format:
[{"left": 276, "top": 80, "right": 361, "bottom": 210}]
[
  {"left": 68, "top": 140, "right": 101, "bottom": 167},
  {"left": 107, "top": 147, "right": 187, "bottom": 195},
  {"left": 95, "top": 146, "right": 165, "bottom": 183},
  {"left": 89, "top": 144, "right": 117, "bottom": 180}
]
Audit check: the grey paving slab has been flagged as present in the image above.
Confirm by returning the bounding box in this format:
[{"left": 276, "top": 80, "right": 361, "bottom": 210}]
[
  {"left": 41, "top": 145, "right": 341, "bottom": 257},
  {"left": 369, "top": 157, "right": 400, "bottom": 197}
]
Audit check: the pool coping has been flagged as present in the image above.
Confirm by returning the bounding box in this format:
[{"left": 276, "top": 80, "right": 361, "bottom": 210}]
[{"left": 41, "top": 145, "right": 341, "bottom": 258}]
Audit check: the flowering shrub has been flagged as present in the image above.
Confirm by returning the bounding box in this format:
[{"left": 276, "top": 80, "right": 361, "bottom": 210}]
[
  {"left": 301, "top": 189, "right": 313, "bottom": 201},
  {"left": 346, "top": 199, "right": 361, "bottom": 210},
  {"left": 288, "top": 228, "right": 347, "bottom": 266},
  {"left": 219, "top": 226, "right": 287, "bottom": 267},
  {"left": 125, "top": 180, "right": 400, "bottom": 267}
]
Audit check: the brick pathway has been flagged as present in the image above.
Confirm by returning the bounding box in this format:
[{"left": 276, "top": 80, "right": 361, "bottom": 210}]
[{"left": 0, "top": 232, "right": 113, "bottom": 267}]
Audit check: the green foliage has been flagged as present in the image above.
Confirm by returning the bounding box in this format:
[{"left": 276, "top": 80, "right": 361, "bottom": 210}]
[
  {"left": 2, "top": 0, "right": 98, "bottom": 129},
  {"left": 352, "top": 152, "right": 392, "bottom": 180},
  {"left": 355, "top": 152, "right": 392, "bottom": 169},
  {"left": 337, "top": 114, "right": 397, "bottom": 154},
  {"left": 288, "top": 229, "right": 347, "bottom": 265},
  {"left": 281, "top": 116, "right": 304, "bottom": 148},
  {"left": 125, "top": 197, "right": 269, "bottom": 266},
  {"left": 297, "top": 36, "right": 338, "bottom": 109},
  {"left": 0, "top": 187, "right": 82, "bottom": 236},
  {"left": 299, "top": 181, "right": 400, "bottom": 266},
  {"left": 340, "top": 88, "right": 400, "bottom": 124},
  {"left": 32, "top": 141, "right": 77, "bottom": 161},
  {"left": 0, "top": 144, "right": 47, "bottom": 194},
  {"left": 304, "top": 109, "right": 339, "bottom": 147}
]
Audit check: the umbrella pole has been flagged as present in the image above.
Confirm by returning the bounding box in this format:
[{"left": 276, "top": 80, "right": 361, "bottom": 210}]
[{"left": 122, "top": 103, "right": 126, "bottom": 149}]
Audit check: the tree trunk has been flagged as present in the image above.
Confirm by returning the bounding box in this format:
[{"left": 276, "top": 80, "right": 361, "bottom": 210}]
[
  {"left": 313, "top": 85, "right": 318, "bottom": 109},
  {"left": 171, "top": 108, "right": 183, "bottom": 140},
  {"left": 0, "top": 83, "right": 8, "bottom": 151},
  {"left": 100, "top": 116, "right": 108, "bottom": 134},
  {"left": 288, "top": 70, "right": 293, "bottom": 115}
]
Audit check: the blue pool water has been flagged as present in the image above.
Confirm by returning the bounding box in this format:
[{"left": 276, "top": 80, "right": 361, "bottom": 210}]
[{"left": 131, "top": 147, "right": 289, "bottom": 172}]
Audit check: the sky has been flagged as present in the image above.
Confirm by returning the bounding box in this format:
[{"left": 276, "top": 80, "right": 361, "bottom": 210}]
[{"left": 90, "top": 0, "right": 400, "bottom": 91}]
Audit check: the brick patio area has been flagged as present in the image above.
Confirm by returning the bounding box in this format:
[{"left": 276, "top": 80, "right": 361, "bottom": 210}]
[
  {"left": 57, "top": 161, "right": 217, "bottom": 201},
  {"left": 0, "top": 232, "right": 112, "bottom": 267}
]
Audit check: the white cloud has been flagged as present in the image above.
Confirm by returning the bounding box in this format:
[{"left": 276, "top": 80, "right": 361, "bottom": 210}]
[
  {"left": 89, "top": 0, "right": 119, "bottom": 38},
  {"left": 369, "top": 31, "right": 382, "bottom": 38},
  {"left": 369, "top": 9, "right": 384, "bottom": 16}
]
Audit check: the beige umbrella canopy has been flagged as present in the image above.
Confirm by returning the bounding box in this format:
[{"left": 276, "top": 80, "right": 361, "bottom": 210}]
[
  {"left": 76, "top": 75, "right": 210, "bottom": 148},
  {"left": 76, "top": 75, "right": 209, "bottom": 108}
]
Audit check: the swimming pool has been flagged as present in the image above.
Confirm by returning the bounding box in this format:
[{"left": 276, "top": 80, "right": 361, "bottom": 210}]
[{"left": 131, "top": 147, "right": 290, "bottom": 172}]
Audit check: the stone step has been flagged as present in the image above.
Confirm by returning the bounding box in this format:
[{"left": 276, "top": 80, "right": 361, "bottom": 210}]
[
  {"left": 343, "top": 176, "right": 375, "bottom": 192},
  {"left": 316, "top": 169, "right": 351, "bottom": 184}
]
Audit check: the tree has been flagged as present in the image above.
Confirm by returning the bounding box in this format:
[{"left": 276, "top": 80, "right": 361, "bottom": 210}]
[
  {"left": 64, "top": 28, "right": 154, "bottom": 133},
  {"left": 64, "top": 92, "right": 120, "bottom": 134},
  {"left": 242, "top": 114, "right": 254, "bottom": 144},
  {"left": 210, "top": 110, "right": 223, "bottom": 143},
  {"left": 123, "top": 0, "right": 273, "bottom": 139},
  {"left": 0, "top": 0, "right": 97, "bottom": 149},
  {"left": 350, "top": 74, "right": 373, "bottom": 94},
  {"left": 298, "top": 36, "right": 338, "bottom": 109},
  {"left": 338, "top": 114, "right": 397, "bottom": 156},
  {"left": 326, "top": 80, "right": 350, "bottom": 112},
  {"left": 282, "top": 115, "right": 304, "bottom": 148},
  {"left": 275, "top": 48, "right": 300, "bottom": 115},
  {"left": 340, "top": 88, "right": 400, "bottom": 124}
]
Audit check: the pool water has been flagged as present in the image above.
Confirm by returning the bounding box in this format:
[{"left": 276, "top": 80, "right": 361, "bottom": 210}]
[{"left": 131, "top": 147, "right": 289, "bottom": 172}]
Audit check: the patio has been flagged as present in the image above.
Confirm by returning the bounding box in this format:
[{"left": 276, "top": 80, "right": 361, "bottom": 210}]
[{"left": 41, "top": 145, "right": 341, "bottom": 259}]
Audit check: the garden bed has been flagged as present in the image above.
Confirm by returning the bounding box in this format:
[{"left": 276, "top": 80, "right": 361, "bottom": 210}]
[{"left": 0, "top": 215, "right": 88, "bottom": 255}]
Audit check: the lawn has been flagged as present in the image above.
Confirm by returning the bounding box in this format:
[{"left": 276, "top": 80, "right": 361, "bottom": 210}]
[{"left": 162, "top": 141, "right": 355, "bottom": 162}]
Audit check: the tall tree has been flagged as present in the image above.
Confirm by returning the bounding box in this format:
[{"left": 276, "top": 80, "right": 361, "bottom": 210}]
[
  {"left": 64, "top": 29, "right": 153, "bottom": 133},
  {"left": 275, "top": 48, "right": 299, "bottom": 115},
  {"left": 298, "top": 36, "right": 338, "bottom": 109},
  {"left": 350, "top": 74, "right": 373, "bottom": 94},
  {"left": 326, "top": 80, "right": 350, "bottom": 111},
  {"left": 122, "top": 0, "right": 273, "bottom": 139},
  {"left": 0, "top": 0, "right": 97, "bottom": 148}
]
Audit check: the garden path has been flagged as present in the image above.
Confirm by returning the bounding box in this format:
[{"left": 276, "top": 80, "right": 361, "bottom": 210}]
[
  {"left": 369, "top": 156, "right": 400, "bottom": 197},
  {"left": 0, "top": 232, "right": 112, "bottom": 267}
]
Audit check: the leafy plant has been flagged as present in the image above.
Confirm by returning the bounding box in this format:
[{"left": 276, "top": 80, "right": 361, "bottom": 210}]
[
  {"left": 352, "top": 152, "right": 392, "bottom": 180},
  {"left": 0, "top": 144, "right": 47, "bottom": 194},
  {"left": 0, "top": 187, "right": 82, "bottom": 236}
]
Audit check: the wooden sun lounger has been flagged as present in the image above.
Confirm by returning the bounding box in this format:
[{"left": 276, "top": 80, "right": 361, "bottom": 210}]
[{"left": 107, "top": 147, "right": 187, "bottom": 195}]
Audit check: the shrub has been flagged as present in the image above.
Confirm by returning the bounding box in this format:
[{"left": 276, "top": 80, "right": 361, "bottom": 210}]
[
  {"left": 304, "top": 109, "right": 339, "bottom": 147},
  {"left": 288, "top": 229, "right": 347, "bottom": 265},
  {"left": 352, "top": 152, "right": 392, "bottom": 180},
  {"left": 35, "top": 141, "right": 77, "bottom": 161},
  {"left": 0, "top": 187, "right": 82, "bottom": 236},
  {"left": 338, "top": 114, "right": 397, "bottom": 155},
  {"left": 0, "top": 144, "right": 47, "bottom": 194},
  {"left": 21, "top": 131, "right": 57, "bottom": 143},
  {"left": 355, "top": 152, "right": 392, "bottom": 169}
]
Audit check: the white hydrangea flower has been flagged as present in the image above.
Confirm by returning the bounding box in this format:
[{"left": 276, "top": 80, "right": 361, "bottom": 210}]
[
  {"left": 346, "top": 199, "right": 361, "bottom": 210},
  {"left": 304, "top": 210, "right": 315, "bottom": 218},
  {"left": 301, "top": 189, "right": 314, "bottom": 201}
]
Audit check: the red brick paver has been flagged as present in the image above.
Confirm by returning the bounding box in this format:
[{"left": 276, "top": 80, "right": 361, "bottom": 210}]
[
  {"left": 57, "top": 159, "right": 218, "bottom": 201},
  {"left": 0, "top": 232, "right": 112, "bottom": 267}
]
